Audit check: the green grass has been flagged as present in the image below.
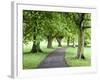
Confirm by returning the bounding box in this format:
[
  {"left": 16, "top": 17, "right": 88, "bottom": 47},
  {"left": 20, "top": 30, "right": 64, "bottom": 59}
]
[
  {"left": 65, "top": 47, "right": 91, "bottom": 67},
  {"left": 23, "top": 41, "right": 91, "bottom": 69},
  {"left": 23, "top": 48, "right": 55, "bottom": 69},
  {"left": 23, "top": 40, "right": 67, "bottom": 69},
  {"left": 23, "top": 41, "right": 57, "bottom": 69}
]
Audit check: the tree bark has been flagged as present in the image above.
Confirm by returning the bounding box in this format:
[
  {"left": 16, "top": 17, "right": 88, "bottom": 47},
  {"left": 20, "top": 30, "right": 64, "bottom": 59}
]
[
  {"left": 77, "top": 13, "right": 85, "bottom": 59},
  {"left": 47, "top": 34, "right": 53, "bottom": 48},
  {"left": 56, "top": 36, "right": 63, "bottom": 47},
  {"left": 31, "top": 42, "right": 42, "bottom": 53},
  {"left": 77, "top": 28, "right": 85, "bottom": 59},
  {"left": 31, "top": 42, "right": 37, "bottom": 53},
  {"left": 31, "top": 28, "right": 37, "bottom": 53},
  {"left": 72, "top": 38, "right": 75, "bottom": 47},
  {"left": 31, "top": 26, "right": 42, "bottom": 53},
  {"left": 67, "top": 37, "right": 70, "bottom": 47}
]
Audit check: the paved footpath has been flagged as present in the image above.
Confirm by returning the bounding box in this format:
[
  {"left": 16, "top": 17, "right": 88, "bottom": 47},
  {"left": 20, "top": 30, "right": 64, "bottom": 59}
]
[{"left": 38, "top": 48, "right": 69, "bottom": 68}]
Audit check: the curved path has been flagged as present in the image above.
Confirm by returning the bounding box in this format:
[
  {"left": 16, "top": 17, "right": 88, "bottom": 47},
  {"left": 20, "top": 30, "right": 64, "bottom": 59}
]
[{"left": 38, "top": 48, "right": 69, "bottom": 68}]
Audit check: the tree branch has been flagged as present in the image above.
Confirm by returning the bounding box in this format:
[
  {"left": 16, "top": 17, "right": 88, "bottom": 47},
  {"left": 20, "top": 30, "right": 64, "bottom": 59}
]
[{"left": 83, "top": 26, "right": 91, "bottom": 29}]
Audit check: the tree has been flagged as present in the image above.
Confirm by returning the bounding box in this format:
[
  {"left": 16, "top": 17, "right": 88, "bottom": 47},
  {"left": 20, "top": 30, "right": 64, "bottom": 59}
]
[
  {"left": 42, "top": 12, "right": 57, "bottom": 48},
  {"left": 23, "top": 10, "right": 45, "bottom": 53},
  {"left": 43, "top": 12, "right": 68, "bottom": 48},
  {"left": 23, "top": 10, "right": 91, "bottom": 56},
  {"left": 56, "top": 36, "right": 63, "bottom": 47},
  {"left": 76, "top": 13, "right": 85, "bottom": 59},
  {"left": 64, "top": 13, "right": 78, "bottom": 47},
  {"left": 71, "top": 13, "right": 91, "bottom": 59}
]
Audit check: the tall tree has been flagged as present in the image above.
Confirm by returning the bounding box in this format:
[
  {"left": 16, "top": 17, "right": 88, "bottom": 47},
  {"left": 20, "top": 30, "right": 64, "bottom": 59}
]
[
  {"left": 71, "top": 13, "right": 91, "bottom": 59},
  {"left": 23, "top": 10, "right": 44, "bottom": 53},
  {"left": 77, "top": 13, "right": 85, "bottom": 59}
]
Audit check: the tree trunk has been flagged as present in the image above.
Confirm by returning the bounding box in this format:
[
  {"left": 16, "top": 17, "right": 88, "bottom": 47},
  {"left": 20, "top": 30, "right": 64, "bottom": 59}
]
[
  {"left": 77, "top": 13, "right": 85, "bottom": 59},
  {"left": 37, "top": 42, "right": 42, "bottom": 52},
  {"left": 84, "top": 41, "right": 87, "bottom": 47},
  {"left": 31, "top": 29, "right": 37, "bottom": 53},
  {"left": 67, "top": 37, "right": 70, "bottom": 47},
  {"left": 31, "top": 42, "right": 42, "bottom": 53},
  {"left": 47, "top": 34, "right": 53, "bottom": 48},
  {"left": 72, "top": 38, "right": 75, "bottom": 47},
  {"left": 56, "top": 37, "right": 63, "bottom": 47},
  {"left": 31, "top": 26, "right": 42, "bottom": 53},
  {"left": 31, "top": 42, "right": 37, "bottom": 53},
  {"left": 77, "top": 28, "right": 85, "bottom": 59}
]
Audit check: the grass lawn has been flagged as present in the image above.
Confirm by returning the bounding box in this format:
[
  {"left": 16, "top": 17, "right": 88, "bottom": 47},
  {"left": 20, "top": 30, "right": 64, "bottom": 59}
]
[
  {"left": 65, "top": 47, "right": 91, "bottom": 67},
  {"left": 23, "top": 40, "right": 67, "bottom": 69},
  {"left": 23, "top": 41, "right": 57, "bottom": 69},
  {"left": 23, "top": 48, "right": 55, "bottom": 69}
]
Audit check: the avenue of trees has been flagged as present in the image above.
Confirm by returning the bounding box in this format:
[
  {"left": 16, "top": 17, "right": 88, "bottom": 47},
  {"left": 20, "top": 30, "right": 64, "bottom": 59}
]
[{"left": 23, "top": 10, "right": 91, "bottom": 60}]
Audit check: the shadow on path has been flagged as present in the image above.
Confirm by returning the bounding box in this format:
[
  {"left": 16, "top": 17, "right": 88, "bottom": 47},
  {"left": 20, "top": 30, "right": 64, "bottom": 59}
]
[{"left": 38, "top": 47, "right": 69, "bottom": 68}]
